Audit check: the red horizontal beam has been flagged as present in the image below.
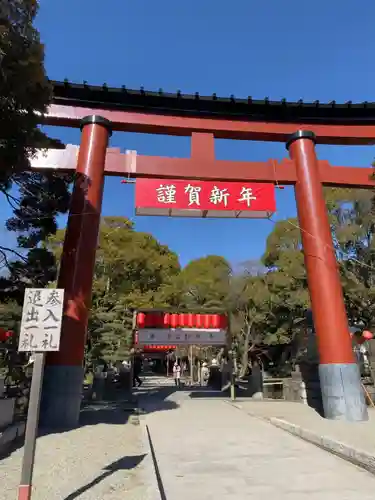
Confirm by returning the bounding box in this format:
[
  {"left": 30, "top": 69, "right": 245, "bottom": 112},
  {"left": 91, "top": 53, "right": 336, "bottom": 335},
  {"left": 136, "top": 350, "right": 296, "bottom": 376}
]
[
  {"left": 317, "top": 160, "right": 375, "bottom": 188},
  {"left": 30, "top": 146, "right": 375, "bottom": 188},
  {"left": 46, "top": 104, "right": 375, "bottom": 146},
  {"left": 136, "top": 157, "right": 297, "bottom": 184}
]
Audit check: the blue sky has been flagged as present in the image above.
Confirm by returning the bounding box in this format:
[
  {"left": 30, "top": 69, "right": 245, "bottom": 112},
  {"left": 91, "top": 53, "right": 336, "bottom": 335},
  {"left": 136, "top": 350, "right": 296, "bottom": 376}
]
[{"left": 2, "top": 0, "right": 375, "bottom": 268}]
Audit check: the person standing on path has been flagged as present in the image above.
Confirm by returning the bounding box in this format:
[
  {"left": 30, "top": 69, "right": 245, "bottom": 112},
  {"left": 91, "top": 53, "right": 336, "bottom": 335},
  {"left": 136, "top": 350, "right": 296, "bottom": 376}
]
[
  {"left": 201, "top": 362, "right": 209, "bottom": 386},
  {"left": 173, "top": 360, "right": 181, "bottom": 388}
]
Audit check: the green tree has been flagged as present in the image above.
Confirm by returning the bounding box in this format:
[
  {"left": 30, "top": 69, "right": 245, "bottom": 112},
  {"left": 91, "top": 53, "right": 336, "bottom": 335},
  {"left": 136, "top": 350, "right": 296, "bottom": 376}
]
[
  {"left": 325, "top": 188, "right": 375, "bottom": 329},
  {"left": 256, "top": 188, "right": 375, "bottom": 373},
  {"left": 229, "top": 272, "right": 275, "bottom": 377},
  {"left": 48, "top": 217, "right": 181, "bottom": 364},
  {"left": 0, "top": 0, "right": 71, "bottom": 287},
  {"left": 160, "top": 255, "right": 232, "bottom": 310},
  {"left": 262, "top": 218, "right": 310, "bottom": 335},
  {"left": 226, "top": 218, "right": 309, "bottom": 375}
]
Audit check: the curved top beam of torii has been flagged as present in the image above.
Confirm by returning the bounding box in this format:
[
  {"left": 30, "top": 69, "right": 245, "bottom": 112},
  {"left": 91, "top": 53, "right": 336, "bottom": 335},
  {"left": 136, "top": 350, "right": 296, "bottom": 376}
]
[
  {"left": 44, "top": 80, "right": 375, "bottom": 145},
  {"left": 35, "top": 80, "right": 375, "bottom": 187},
  {"left": 46, "top": 103, "right": 375, "bottom": 146}
]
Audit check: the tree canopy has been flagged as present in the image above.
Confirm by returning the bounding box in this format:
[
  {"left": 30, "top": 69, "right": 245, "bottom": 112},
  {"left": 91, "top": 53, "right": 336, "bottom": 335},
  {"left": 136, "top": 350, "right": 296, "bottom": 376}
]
[
  {"left": 0, "top": 0, "right": 71, "bottom": 292},
  {"left": 327, "top": 188, "right": 375, "bottom": 329},
  {"left": 158, "top": 255, "right": 232, "bottom": 310},
  {"left": 48, "top": 217, "right": 181, "bottom": 364}
]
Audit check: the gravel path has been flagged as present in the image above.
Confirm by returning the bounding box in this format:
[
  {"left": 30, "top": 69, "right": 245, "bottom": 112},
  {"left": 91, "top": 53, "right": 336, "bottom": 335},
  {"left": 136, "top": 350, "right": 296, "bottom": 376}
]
[{"left": 0, "top": 406, "right": 149, "bottom": 500}]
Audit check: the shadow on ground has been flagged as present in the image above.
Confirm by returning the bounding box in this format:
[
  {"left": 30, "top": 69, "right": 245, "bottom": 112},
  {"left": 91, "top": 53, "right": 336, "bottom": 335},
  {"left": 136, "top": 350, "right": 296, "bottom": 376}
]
[
  {"left": 137, "top": 385, "right": 179, "bottom": 414},
  {"left": 63, "top": 453, "right": 146, "bottom": 500},
  {"left": 0, "top": 378, "right": 181, "bottom": 460},
  {"left": 79, "top": 399, "right": 136, "bottom": 426},
  {"left": 4, "top": 375, "right": 259, "bottom": 460},
  {"left": 38, "top": 384, "right": 139, "bottom": 438},
  {"left": 0, "top": 433, "right": 25, "bottom": 461}
]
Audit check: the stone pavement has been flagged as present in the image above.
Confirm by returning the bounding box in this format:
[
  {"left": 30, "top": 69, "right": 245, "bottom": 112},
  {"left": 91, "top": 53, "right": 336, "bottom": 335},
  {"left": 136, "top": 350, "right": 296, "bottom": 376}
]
[
  {"left": 2, "top": 374, "right": 375, "bottom": 499},
  {"left": 0, "top": 401, "right": 150, "bottom": 500},
  {"left": 140, "top": 380, "right": 375, "bottom": 499},
  {"left": 229, "top": 399, "right": 375, "bottom": 473}
]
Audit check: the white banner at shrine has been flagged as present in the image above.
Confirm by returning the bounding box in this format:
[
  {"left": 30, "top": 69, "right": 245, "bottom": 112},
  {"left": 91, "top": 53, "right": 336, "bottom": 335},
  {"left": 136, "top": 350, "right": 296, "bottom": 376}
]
[
  {"left": 137, "top": 328, "right": 227, "bottom": 346},
  {"left": 18, "top": 288, "right": 64, "bottom": 352}
]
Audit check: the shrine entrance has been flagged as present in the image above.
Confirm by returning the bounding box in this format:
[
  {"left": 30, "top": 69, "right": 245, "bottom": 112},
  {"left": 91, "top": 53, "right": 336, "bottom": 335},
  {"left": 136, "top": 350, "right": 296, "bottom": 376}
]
[
  {"left": 134, "top": 310, "right": 230, "bottom": 388},
  {"left": 33, "top": 81, "right": 375, "bottom": 428}
]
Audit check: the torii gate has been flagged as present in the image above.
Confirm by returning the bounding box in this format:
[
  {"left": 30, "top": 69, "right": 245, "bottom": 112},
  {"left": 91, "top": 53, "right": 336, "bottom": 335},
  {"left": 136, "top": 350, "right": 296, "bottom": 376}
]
[{"left": 35, "top": 81, "right": 375, "bottom": 428}]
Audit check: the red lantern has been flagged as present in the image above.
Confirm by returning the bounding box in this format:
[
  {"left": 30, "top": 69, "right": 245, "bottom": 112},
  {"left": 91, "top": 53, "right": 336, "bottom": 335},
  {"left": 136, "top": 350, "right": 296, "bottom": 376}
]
[
  {"left": 195, "top": 314, "right": 203, "bottom": 328},
  {"left": 178, "top": 314, "right": 186, "bottom": 328},
  {"left": 0, "top": 328, "right": 11, "bottom": 342},
  {"left": 350, "top": 329, "right": 373, "bottom": 345},
  {"left": 211, "top": 314, "right": 220, "bottom": 329},
  {"left": 137, "top": 313, "right": 145, "bottom": 329},
  {"left": 170, "top": 314, "right": 178, "bottom": 328},
  {"left": 187, "top": 313, "right": 194, "bottom": 328},
  {"left": 203, "top": 314, "right": 211, "bottom": 329},
  {"left": 362, "top": 330, "right": 373, "bottom": 341},
  {"left": 163, "top": 313, "right": 170, "bottom": 328}
]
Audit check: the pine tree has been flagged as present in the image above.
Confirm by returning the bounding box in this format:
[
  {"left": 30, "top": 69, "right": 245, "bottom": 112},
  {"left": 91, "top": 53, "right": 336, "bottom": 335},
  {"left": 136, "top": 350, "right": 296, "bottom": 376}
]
[{"left": 0, "top": 1, "right": 71, "bottom": 287}]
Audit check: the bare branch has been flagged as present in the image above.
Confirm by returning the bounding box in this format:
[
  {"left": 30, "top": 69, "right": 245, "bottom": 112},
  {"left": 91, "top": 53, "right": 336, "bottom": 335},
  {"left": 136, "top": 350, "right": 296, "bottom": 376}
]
[
  {"left": 0, "top": 246, "right": 27, "bottom": 263},
  {"left": 0, "top": 249, "right": 10, "bottom": 268},
  {"left": 0, "top": 187, "right": 20, "bottom": 211}
]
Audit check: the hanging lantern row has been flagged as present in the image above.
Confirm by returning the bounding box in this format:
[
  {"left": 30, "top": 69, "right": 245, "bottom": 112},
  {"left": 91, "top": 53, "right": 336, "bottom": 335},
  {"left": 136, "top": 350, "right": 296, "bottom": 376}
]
[
  {"left": 136, "top": 312, "right": 228, "bottom": 330},
  {"left": 0, "top": 328, "right": 13, "bottom": 342},
  {"left": 142, "top": 345, "right": 177, "bottom": 351},
  {"left": 133, "top": 332, "right": 175, "bottom": 350}
]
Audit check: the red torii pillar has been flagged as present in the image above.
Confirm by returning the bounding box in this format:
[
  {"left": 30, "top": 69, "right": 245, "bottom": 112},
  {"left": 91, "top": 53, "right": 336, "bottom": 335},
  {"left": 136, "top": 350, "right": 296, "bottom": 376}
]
[
  {"left": 287, "top": 131, "right": 367, "bottom": 421},
  {"left": 40, "top": 116, "right": 112, "bottom": 428}
]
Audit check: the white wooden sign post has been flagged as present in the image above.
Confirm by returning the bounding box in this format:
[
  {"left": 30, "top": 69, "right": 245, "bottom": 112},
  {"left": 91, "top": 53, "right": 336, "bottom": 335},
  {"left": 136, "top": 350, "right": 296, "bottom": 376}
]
[{"left": 17, "top": 288, "right": 64, "bottom": 500}]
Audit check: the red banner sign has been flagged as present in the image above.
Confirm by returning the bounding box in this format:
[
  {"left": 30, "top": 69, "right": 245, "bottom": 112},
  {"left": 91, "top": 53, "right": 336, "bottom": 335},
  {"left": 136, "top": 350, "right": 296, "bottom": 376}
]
[{"left": 135, "top": 179, "right": 276, "bottom": 218}]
